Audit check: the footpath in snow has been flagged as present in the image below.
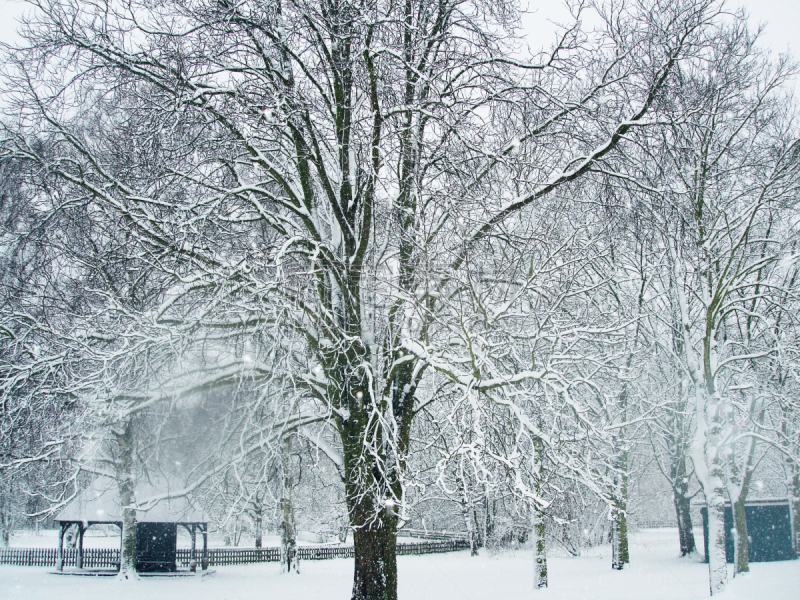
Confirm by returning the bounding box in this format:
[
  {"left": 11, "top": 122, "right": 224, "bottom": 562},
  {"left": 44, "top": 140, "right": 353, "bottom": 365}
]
[{"left": 1, "top": 528, "right": 798, "bottom": 600}]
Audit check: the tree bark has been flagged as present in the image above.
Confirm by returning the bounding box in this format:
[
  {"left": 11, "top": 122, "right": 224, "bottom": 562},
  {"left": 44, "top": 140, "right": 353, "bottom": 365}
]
[
  {"left": 351, "top": 513, "right": 398, "bottom": 600},
  {"left": 114, "top": 417, "right": 138, "bottom": 579},
  {"left": 0, "top": 499, "right": 8, "bottom": 547},
  {"left": 340, "top": 395, "right": 403, "bottom": 600},
  {"left": 674, "top": 483, "right": 696, "bottom": 557},
  {"left": 790, "top": 473, "right": 800, "bottom": 555},
  {"left": 459, "top": 477, "right": 478, "bottom": 556},
  {"left": 732, "top": 497, "right": 749, "bottom": 575},
  {"left": 611, "top": 506, "right": 624, "bottom": 570},
  {"left": 473, "top": 508, "right": 483, "bottom": 549},
  {"left": 253, "top": 495, "right": 263, "bottom": 549},
  {"left": 611, "top": 464, "right": 629, "bottom": 569},
  {"left": 700, "top": 391, "right": 728, "bottom": 595},
  {"left": 281, "top": 435, "right": 298, "bottom": 573},
  {"left": 352, "top": 519, "right": 397, "bottom": 600},
  {"left": 791, "top": 472, "right": 800, "bottom": 556},
  {"left": 532, "top": 504, "right": 548, "bottom": 589},
  {"left": 342, "top": 447, "right": 401, "bottom": 600},
  {"left": 465, "top": 511, "right": 478, "bottom": 557},
  {"left": 56, "top": 523, "right": 65, "bottom": 570}
]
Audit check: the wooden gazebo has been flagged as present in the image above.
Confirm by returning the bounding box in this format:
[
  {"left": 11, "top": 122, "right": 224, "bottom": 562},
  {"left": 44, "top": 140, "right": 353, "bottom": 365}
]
[{"left": 55, "top": 476, "right": 208, "bottom": 572}]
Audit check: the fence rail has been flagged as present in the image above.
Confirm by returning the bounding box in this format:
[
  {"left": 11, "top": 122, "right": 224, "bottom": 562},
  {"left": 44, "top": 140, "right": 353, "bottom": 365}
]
[
  {"left": 1, "top": 539, "right": 470, "bottom": 569},
  {"left": 630, "top": 520, "right": 677, "bottom": 530},
  {"left": 0, "top": 547, "right": 119, "bottom": 568},
  {"left": 397, "top": 529, "right": 469, "bottom": 541}
]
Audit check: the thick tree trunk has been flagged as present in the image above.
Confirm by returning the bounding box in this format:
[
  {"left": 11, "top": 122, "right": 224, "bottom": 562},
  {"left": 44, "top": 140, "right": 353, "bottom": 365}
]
[
  {"left": 701, "top": 392, "right": 728, "bottom": 595},
  {"left": 341, "top": 413, "right": 401, "bottom": 600},
  {"left": 114, "top": 417, "right": 138, "bottom": 580},
  {"left": 351, "top": 514, "right": 397, "bottom": 600},
  {"left": 705, "top": 489, "right": 727, "bottom": 594},
  {"left": 118, "top": 485, "right": 138, "bottom": 577}
]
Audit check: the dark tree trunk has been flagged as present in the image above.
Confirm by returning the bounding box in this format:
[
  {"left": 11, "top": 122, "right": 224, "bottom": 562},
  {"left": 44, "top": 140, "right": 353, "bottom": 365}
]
[
  {"left": 339, "top": 383, "right": 405, "bottom": 600},
  {"left": 674, "top": 488, "right": 696, "bottom": 556},
  {"left": 669, "top": 420, "right": 696, "bottom": 557},
  {"left": 732, "top": 497, "right": 749, "bottom": 574},
  {"left": 254, "top": 496, "right": 263, "bottom": 548},
  {"left": 473, "top": 509, "right": 483, "bottom": 550},
  {"left": 351, "top": 512, "right": 398, "bottom": 600},
  {"left": 484, "top": 496, "right": 496, "bottom": 547},
  {"left": 672, "top": 452, "right": 696, "bottom": 557}
]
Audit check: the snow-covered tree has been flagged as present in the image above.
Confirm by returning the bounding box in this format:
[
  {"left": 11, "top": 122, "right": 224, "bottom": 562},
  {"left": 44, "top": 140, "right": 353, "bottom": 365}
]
[
  {"left": 1, "top": 0, "right": 727, "bottom": 597},
  {"left": 603, "top": 18, "right": 800, "bottom": 592}
]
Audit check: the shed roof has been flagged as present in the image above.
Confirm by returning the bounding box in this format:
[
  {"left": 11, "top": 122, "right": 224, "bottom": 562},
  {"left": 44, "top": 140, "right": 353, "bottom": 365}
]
[{"left": 55, "top": 476, "right": 206, "bottom": 523}]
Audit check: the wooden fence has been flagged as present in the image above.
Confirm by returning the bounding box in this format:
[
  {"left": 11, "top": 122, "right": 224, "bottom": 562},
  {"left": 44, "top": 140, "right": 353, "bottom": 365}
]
[
  {"left": 0, "top": 547, "right": 119, "bottom": 568},
  {"left": 1, "top": 539, "right": 470, "bottom": 568},
  {"left": 397, "top": 529, "right": 468, "bottom": 541},
  {"left": 629, "top": 520, "right": 677, "bottom": 530}
]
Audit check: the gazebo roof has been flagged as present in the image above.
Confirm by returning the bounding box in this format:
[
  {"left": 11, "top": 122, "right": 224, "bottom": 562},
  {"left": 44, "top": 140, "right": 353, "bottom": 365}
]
[{"left": 55, "top": 476, "right": 206, "bottom": 523}]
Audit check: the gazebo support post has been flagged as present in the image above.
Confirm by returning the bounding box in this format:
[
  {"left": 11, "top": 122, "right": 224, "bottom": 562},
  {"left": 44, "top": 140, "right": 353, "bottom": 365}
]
[
  {"left": 56, "top": 522, "right": 65, "bottom": 571},
  {"left": 202, "top": 525, "right": 208, "bottom": 570},
  {"left": 191, "top": 524, "right": 197, "bottom": 570},
  {"left": 77, "top": 523, "right": 85, "bottom": 569}
]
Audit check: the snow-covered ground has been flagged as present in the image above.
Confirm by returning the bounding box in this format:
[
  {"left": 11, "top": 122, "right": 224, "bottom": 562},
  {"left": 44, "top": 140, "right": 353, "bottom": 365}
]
[{"left": 1, "top": 528, "right": 797, "bottom": 600}]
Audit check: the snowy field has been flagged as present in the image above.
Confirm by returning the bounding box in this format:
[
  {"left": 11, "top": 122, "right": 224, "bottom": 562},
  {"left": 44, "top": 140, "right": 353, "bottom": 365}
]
[{"left": 1, "top": 528, "right": 798, "bottom": 600}]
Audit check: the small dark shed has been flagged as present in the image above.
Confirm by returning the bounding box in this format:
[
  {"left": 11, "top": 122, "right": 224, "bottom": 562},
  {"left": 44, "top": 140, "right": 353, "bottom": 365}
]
[
  {"left": 700, "top": 498, "right": 797, "bottom": 563},
  {"left": 136, "top": 522, "right": 179, "bottom": 572},
  {"left": 55, "top": 476, "right": 208, "bottom": 573}
]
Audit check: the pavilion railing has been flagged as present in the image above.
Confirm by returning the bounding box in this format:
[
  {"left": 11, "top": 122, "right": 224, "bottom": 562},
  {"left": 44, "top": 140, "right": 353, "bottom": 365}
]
[{"left": 0, "top": 539, "right": 470, "bottom": 568}]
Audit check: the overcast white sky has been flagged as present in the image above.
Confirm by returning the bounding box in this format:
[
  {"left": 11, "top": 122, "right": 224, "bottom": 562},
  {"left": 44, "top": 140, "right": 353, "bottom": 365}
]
[
  {"left": 520, "top": 0, "right": 800, "bottom": 55},
  {"left": 0, "top": 0, "right": 799, "bottom": 83}
]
